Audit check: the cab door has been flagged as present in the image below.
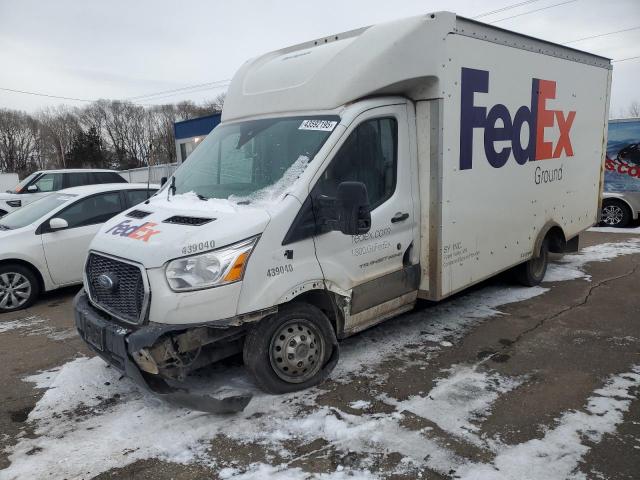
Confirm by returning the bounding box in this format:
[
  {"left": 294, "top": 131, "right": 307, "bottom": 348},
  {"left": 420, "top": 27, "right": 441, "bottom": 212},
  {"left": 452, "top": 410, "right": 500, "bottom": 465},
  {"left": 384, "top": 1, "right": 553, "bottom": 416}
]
[
  {"left": 41, "top": 191, "right": 125, "bottom": 285},
  {"left": 311, "top": 103, "right": 418, "bottom": 333}
]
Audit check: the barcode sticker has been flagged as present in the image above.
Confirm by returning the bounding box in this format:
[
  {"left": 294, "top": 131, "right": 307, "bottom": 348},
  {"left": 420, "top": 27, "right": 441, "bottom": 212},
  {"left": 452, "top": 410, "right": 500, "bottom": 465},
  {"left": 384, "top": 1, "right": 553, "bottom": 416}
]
[{"left": 299, "top": 120, "right": 338, "bottom": 131}]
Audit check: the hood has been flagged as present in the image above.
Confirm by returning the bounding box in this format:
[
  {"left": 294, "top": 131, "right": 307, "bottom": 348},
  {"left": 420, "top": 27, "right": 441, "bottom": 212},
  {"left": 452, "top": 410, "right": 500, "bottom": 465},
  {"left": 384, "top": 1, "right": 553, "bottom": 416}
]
[
  {"left": 0, "top": 192, "right": 21, "bottom": 202},
  {"left": 89, "top": 193, "right": 271, "bottom": 268}
]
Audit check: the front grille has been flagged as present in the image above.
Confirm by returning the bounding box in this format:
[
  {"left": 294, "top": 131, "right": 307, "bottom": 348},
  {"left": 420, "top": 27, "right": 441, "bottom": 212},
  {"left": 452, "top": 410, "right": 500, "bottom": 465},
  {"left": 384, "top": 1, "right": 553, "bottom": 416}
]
[
  {"left": 86, "top": 253, "right": 147, "bottom": 324},
  {"left": 127, "top": 209, "right": 151, "bottom": 219},
  {"left": 163, "top": 215, "right": 214, "bottom": 226}
]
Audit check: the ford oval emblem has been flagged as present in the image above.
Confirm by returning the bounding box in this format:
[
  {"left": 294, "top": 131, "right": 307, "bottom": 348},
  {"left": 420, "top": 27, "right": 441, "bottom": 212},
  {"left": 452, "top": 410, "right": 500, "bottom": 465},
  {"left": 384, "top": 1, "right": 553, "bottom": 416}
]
[{"left": 96, "top": 273, "right": 116, "bottom": 291}]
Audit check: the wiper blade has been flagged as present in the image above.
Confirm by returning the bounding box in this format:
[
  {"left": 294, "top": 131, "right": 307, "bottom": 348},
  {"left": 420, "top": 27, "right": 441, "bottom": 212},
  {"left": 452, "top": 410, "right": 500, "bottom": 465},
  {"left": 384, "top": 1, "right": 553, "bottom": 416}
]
[
  {"left": 195, "top": 193, "right": 208, "bottom": 201},
  {"left": 0, "top": 224, "right": 11, "bottom": 230}
]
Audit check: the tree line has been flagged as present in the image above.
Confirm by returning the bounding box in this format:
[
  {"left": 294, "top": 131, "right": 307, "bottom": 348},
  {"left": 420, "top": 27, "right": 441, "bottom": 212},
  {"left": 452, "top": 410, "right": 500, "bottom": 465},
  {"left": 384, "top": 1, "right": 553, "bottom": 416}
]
[{"left": 0, "top": 94, "right": 224, "bottom": 178}]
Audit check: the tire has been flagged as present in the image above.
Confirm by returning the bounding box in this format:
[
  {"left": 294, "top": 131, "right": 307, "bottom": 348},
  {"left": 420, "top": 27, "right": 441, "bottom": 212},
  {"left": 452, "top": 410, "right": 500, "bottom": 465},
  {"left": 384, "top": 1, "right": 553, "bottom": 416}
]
[
  {"left": 243, "top": 303, "right": 338, "bottom": 394},
  {"left": 515, "top": 238, "right": 549, "bottom": 287},
  {"left": 600, "top": 199, "right": 631, "bottom": 228},
  {"left": 0, "top": 264, "right": 40, "bottom": 313}
]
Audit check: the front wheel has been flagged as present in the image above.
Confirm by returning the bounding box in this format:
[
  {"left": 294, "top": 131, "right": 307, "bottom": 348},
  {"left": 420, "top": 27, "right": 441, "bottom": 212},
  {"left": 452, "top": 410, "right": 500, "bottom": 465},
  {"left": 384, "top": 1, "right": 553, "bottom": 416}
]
[
  {"left": 600, "top": 199, "right": 631, "bottom": 228},
  {"left": 515, "top": 238, "right": 549, "bottom": 287},
  {"left": 243, "top": 303, "right": 337, "bottom": 394},
  {"left": 0, "top": 264, "right": 40, "bottom": 313}
]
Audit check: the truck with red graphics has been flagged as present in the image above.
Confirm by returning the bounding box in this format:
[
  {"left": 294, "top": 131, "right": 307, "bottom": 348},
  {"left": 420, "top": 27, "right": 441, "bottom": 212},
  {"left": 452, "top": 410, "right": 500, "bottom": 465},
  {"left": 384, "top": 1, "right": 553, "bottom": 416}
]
[{"left": 74, "top": 11, "right": 611, "bottom": 412}]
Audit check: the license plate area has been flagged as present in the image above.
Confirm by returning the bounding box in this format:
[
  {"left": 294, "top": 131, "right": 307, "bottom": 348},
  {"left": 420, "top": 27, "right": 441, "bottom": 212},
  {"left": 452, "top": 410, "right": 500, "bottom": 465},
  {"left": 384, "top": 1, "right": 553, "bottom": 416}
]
[{"left": 83, "top": 316, "right": 105, "bottom": 351}]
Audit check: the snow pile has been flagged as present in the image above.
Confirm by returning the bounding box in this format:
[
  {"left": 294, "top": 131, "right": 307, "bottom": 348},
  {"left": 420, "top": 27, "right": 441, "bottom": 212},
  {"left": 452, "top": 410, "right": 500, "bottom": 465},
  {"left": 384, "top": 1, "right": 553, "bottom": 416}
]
[
  {"left": 231, "top": 155, "right": 310, "bottom": 206},
  {"left": 387, "top": 363, "right": 524, "bottom": 446},
  {"left": 150, "top": 155, "right": 310, "bottom": 214},
  {"left": 544, "top": 238, "right": 640, "bottom": 282},
  {"left": 455, "top": 366, "right": 640, "bottom": 480},
  {"left": 0, "top": 314, "right": 74, "bottom": 340}
]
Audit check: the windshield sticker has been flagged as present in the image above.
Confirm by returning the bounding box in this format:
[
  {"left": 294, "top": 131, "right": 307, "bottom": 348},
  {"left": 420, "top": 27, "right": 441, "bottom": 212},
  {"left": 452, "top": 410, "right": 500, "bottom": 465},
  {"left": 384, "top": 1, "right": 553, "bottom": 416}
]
[
  {"left": 105, "top": 220, "right": 161, "bottom": 243},
  {"left": 299, "top": 120, "right": 337, "bottom": 132}
]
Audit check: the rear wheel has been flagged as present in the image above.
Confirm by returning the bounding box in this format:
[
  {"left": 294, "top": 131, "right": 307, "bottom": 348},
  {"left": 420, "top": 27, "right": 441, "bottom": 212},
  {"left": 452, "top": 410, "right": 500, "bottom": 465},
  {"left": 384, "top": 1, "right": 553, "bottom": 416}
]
[
  {"left": 515, "top": 238, "right": 549, "bottom": 287},
  {"left": 243, "top": 303, "right": 337, "bottom": 394},
  {"left": 0, "top": 264, "right": 40, "bottom": 313},
  {"left": 600, "top": 199, "right": 631, "bottom": 228}
]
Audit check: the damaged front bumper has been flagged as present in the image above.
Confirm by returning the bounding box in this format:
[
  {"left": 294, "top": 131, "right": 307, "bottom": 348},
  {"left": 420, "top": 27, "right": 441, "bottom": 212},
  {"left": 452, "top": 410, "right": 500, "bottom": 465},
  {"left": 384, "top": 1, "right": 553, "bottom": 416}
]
[{"left": 73, "top": 290, "right": 252, "bottom": 414}]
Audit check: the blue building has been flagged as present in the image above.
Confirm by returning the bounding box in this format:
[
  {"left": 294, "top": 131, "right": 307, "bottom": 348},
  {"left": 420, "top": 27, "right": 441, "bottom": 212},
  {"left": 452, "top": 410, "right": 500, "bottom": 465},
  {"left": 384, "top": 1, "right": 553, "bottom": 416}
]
[{"left": 174, "top": 113, "right": 221, "bottom": 163}]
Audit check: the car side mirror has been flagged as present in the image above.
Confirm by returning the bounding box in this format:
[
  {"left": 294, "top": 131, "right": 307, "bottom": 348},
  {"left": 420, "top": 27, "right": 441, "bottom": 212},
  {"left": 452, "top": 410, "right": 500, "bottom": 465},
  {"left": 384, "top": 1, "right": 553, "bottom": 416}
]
[
  {"left": 49, "top": 218, "right": 69, "bottom": 231},
  {"left": 336, "top": 181, "right": 371, "bottom": 235},
  {"left": 160, "top": 176, "right": 167, "bottom": 187},
  {"left": 27, "top": 185, "right": 38, "bottom": 193}
]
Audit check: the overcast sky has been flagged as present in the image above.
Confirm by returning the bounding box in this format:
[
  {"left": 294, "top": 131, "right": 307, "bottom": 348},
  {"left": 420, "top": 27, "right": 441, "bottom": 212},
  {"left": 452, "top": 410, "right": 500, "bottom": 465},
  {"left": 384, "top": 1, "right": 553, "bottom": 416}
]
[{"left": 0, "top": 0, "right": 638, "bottom": 116}]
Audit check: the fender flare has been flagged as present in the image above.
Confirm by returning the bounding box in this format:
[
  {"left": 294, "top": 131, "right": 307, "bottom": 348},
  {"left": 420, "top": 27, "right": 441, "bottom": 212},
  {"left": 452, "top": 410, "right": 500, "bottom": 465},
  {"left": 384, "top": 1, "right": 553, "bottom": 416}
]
[{"left": 533, "top": 221, "right": 566, "bottom": 257}]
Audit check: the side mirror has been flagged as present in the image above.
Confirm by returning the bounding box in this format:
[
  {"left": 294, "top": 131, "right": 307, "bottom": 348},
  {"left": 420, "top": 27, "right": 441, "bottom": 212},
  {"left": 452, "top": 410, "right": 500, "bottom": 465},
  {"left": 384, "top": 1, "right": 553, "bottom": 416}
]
[
  {"left": 49, "top": 218, "right": 69, "bottom": 231},
  {"left": 336, "top": 181, "right": 371, "bottom": 235},
  {"left": 27, "top": 185, "right": 38, "bottom": 193},
  {"left": 160, "top": 176, "right": 167, "bottom": 187}
]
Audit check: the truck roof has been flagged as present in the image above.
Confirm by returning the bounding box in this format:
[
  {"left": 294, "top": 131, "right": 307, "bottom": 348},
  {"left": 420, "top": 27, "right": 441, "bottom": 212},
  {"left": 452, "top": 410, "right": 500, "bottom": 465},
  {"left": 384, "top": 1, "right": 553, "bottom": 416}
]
[{"left": 223, "top": 11, "right": 611, "bottom": 122}]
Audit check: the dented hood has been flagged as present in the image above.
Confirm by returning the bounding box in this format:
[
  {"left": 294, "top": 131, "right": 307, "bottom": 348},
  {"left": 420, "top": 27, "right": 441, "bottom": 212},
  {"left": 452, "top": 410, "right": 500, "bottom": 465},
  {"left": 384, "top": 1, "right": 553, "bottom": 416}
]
[{"left": 89, "top": 193, "right": 271, "bottom": 268}]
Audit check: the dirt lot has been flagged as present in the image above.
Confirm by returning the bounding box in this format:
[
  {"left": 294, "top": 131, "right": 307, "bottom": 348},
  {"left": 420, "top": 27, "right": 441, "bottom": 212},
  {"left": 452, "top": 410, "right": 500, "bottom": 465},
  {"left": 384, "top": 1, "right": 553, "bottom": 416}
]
[{"left": 1, "top": 230, "right": 639, "bottom": 480}]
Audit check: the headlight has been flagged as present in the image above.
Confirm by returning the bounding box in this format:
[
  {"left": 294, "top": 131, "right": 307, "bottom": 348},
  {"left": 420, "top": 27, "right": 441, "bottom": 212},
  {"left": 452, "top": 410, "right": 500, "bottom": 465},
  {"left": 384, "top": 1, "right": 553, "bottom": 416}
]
[
  {"left": 165, "top": 237, "right": 258, "bottom": 291},
  {"left": 6, "top": 200, "right": 21, "bottom": 208}
]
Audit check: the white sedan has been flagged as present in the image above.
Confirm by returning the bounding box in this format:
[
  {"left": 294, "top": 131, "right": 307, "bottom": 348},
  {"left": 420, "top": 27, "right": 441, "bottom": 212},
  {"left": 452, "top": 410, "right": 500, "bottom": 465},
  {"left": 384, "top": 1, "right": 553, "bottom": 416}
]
[{"left": 0, "top": 183, "right": 157, "bottom": 312}]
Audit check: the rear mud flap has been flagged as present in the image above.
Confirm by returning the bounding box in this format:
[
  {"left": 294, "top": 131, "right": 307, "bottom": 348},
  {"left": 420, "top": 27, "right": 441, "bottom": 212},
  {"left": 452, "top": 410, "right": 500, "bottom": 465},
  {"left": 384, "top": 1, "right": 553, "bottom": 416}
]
[{"left": 156, "top": 389, "right": 252, "bottom": 414}]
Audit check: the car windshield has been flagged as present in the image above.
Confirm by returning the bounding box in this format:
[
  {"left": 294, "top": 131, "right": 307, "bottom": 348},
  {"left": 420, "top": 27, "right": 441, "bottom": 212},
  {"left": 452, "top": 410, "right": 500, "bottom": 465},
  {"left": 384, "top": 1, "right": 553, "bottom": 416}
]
[
  {"left": 172, "top": 116, "right": 340, "bottom": 201},
  {"left": 0, "top": 193, "right": 76, "bottom": 230},
  {"left": 9, "top": 172, "right": 40, "bottom": 193}
]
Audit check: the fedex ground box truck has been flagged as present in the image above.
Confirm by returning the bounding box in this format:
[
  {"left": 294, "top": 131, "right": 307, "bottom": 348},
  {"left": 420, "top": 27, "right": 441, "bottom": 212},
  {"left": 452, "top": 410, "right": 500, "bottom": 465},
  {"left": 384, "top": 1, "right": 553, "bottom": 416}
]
[{"left": 74, "top": 11, "right": 611, "bottom": 412}]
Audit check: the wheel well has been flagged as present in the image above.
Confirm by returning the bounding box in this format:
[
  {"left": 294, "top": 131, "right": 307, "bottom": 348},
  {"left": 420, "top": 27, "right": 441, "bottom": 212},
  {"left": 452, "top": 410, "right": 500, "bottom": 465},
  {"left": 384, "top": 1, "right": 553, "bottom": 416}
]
[
  {"left": 603, "top": 197, "right": 633, "bottom": 215},
  {"left": 284, "top": 289, "right": 344, "bottom": 336},
  {"left": 0, "top": 259, "right": 45, "bottom": 291},
  {"left": 544, "top": 226, "right": 567, "bottom": 254}
]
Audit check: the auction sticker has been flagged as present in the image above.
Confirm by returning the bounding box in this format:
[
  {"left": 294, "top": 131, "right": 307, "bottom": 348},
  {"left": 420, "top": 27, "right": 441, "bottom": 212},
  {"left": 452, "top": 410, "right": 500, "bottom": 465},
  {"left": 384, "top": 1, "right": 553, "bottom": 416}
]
[{"left": 299, "top": 119, "right": 338, "bottom": 131}]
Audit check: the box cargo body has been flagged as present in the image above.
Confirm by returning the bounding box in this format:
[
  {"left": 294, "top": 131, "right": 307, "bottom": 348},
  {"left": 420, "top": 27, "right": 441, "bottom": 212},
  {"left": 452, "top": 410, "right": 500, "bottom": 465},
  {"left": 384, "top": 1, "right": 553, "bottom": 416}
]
[{"left": 74, "top": 12, "right": 611, "bottom": 411}]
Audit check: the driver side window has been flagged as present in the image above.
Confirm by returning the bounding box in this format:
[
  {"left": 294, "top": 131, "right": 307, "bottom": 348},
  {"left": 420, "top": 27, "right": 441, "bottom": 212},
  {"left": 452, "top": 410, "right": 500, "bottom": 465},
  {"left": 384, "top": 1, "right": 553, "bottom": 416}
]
[{"left": 316, "top": 117, "right": 397, "bottom": 209}]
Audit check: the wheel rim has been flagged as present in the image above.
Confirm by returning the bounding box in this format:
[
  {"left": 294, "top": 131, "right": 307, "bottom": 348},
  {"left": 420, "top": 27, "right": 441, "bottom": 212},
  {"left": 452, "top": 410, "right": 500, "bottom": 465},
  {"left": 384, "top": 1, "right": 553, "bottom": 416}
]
[
  {"left": 602, "top": 205, "right": 624, "bottom": 226},
  {"left": 269, "top": 319, "right": 325, "bottom": 384},
  {"left": 0, "top": 272, "right": 32, "bottom": 310}
]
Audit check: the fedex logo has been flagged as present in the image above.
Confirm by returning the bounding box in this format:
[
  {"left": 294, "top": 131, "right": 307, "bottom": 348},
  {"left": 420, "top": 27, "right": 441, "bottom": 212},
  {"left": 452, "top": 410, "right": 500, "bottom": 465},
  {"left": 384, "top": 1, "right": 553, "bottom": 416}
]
[
  {"left": 105, "top": 220, "right": 161, "bottom": 242},
  {"left": 459, "top": 67, "right": 576, "bottom": 170}
]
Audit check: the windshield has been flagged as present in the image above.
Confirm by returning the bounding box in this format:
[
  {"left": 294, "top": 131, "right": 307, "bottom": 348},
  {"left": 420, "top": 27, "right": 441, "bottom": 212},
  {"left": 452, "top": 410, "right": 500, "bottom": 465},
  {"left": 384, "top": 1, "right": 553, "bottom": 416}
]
[
  {"left": 9, "top": 172, "right": 40, "bottom": 193},
  {"left": 0, "top": 193, "right": 75, "bottom": 230},
  {"left": 172, "top": 116, "right": 340, "bottom": 201}
]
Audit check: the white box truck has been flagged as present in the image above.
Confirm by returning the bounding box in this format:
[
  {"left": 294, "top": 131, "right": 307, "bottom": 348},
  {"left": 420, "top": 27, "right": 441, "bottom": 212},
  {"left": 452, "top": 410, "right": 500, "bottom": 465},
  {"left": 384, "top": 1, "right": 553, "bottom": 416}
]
[{"left": 74, "top": 12, "right": 611, "bottom": 412}]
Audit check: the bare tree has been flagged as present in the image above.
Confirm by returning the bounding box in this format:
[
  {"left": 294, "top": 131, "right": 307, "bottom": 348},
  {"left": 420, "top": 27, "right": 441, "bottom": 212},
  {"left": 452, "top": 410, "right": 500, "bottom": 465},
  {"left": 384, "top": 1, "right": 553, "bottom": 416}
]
[
  {"left": 38, "top": 106, "right": 81, "bottom": 168},
  {"left": 0, "top": 109, "right": 40, "bottom": 176},
  {"left": 629, "top": 101, "right": 640, "bottom": 118}
]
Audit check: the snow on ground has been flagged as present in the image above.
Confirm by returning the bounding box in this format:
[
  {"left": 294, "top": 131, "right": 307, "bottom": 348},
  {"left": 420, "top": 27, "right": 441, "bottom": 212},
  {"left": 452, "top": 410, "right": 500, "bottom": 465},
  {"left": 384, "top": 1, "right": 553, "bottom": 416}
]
[
  {"left": 2, "top": 240, "right": 640, "bottom": 480},
  {"left": 385, "top": 362, "right": 524, "bottom": 446},
  {"left": 0, "top": 314, "right": 75, "bottom": 340},
  {"left": 589, "top": 225, "right": 640, "bottom": 234},
  {"left": 455, "top": 366, "right": 640, "bottom": 480},
  {"left": 544, "top": 238, "right": 640, "bottom": 282}
]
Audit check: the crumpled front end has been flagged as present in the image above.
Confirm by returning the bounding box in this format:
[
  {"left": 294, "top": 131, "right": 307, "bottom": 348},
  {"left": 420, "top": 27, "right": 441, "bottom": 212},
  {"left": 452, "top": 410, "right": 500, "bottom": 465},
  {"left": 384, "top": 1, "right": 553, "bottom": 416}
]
[{"left": 74, "top": 290, "right": 254, "bottom": 414}]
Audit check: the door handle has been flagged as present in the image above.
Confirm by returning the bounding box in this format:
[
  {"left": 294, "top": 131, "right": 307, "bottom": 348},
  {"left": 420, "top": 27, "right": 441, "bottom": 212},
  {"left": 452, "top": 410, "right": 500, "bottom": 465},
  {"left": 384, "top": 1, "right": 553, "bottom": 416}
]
[{"left": 391, "top": 212, "right": 409, "bottom": 223}]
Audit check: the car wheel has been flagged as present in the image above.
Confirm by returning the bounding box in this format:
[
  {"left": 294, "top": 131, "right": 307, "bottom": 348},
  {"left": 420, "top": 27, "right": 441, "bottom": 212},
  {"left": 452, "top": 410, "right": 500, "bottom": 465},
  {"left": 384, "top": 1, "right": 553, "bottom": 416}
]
[
  {"left": 243, "top": 303, "right": 337, "bottom": 394},
  {"left": 515, "top": 238, "right": 549, "bottom": 287},
  {"left": 601, "top": 199, "right": 631, "bottom": 228},
  {"left": 0, "top": 264, "right": 40, "bottom": 313}
]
